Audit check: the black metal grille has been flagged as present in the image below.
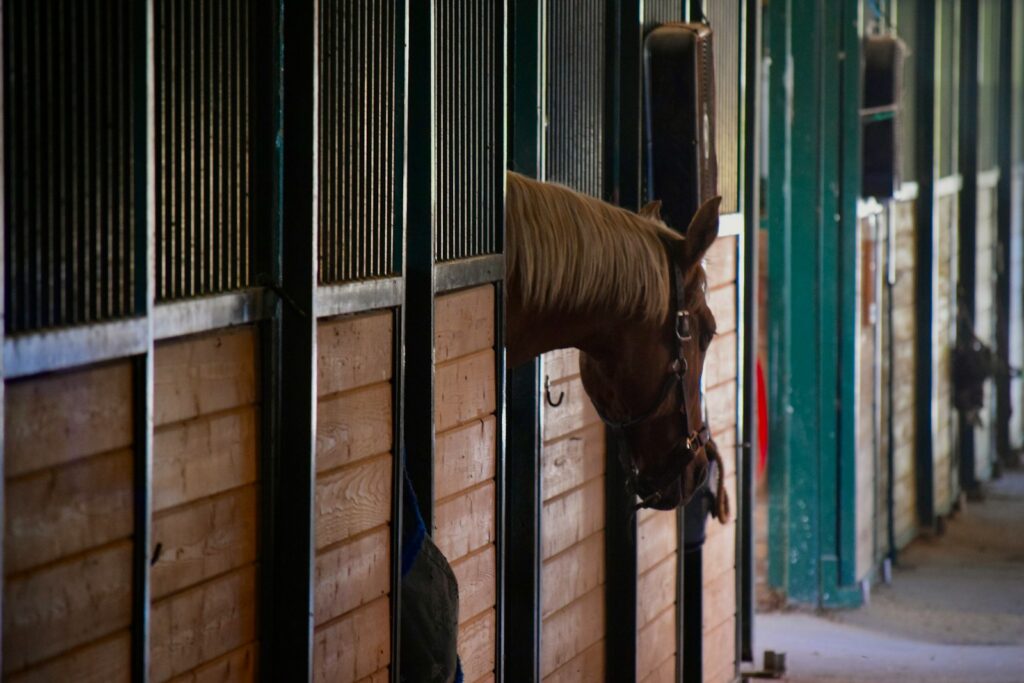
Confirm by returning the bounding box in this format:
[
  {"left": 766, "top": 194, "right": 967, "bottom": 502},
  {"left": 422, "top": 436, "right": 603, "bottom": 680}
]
[
  {"left": 707, "top": 0, "right": 740, "bottom": 213},
  {"left": 154, "top": 0, "right": 252, "bottom": 302},
  {"left": 434, "top": 0, "right": 503, "bottom": 262},
  {"left": 545, "top": 0, "right": 605, "bottom": 197},
  {"left": 318, "top": 0, "right": 398, "bottom": 283},
  {"left": 937, "top": 0, "right": 957, "bottom": 177},
  {"left": 977, "top": 0, "right": 1000, "bottom": 172},
  {"left": 896, "top": 0, "right": 917, "bottom": 183},
  {"left": 1015, "top": 0, "right": 1024, "bottom": 165},
  {"left": 4, "top": 1, "right": 137, "bottom": 333}
]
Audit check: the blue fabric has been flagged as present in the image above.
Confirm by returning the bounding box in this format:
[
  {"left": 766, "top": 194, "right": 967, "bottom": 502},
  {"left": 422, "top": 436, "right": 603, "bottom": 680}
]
[
  {"left": 455, "top": 659, "right": 464, "bottom": 683},
  {"left": 401, "top": 467, "right": 427, "bottom": 578}
]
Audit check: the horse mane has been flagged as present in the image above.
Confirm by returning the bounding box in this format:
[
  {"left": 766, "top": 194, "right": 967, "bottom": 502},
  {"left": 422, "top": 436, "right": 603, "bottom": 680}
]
[{"left": 506, "top": 171, "right": 698, "bottom": 323}]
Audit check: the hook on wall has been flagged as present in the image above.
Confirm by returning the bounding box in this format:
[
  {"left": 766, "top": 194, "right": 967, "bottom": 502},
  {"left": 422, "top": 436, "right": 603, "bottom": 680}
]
[{"left": 544, "top": 375, "right": 565, "bottom": 408}]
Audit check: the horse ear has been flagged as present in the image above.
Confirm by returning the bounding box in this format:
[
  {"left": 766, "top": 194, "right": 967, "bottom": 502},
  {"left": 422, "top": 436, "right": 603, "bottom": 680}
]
[
  {"left": 639, "top": 200, "right": 663, "bottom": 221},
  {"left": 684, "top": 196, "right": 721, "bottom": 265}
]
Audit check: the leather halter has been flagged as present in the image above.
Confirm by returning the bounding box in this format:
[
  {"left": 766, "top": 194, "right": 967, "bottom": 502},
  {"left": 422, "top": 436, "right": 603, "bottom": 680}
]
[{"left": 591, "top": 255, "right": 712, "bottom": 510}]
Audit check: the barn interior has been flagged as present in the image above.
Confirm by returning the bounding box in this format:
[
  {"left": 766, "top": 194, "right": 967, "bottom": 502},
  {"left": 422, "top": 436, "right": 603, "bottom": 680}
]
[{"left": 0, "top": 1, "right": 1022, "bottom": 683}]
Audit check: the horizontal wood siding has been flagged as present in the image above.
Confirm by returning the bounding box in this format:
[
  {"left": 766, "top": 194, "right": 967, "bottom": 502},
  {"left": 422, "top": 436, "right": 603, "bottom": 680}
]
[
  {"left": 540, "top": 348, "right": 606, "bottom": 681},
  {"left": 4, "top": 361, "right": 134, "bottom": 680},
  {"left": 703, "top": 235, "right": 738, "bottom": 683},
  {"left": 314, "top": 310, "right": 394, "bottom": 683},
  {"left": 433, "top": 285, "right": 497, "bottom": 683},
  {"left": 935, "top": 192, "right": 958, "bottom": 511},
  {"left": 151, "top": 328, "right": 260, "bottom": 682},
  {"left": 891, "top": 201, "right": 918, "bottom": 545}
]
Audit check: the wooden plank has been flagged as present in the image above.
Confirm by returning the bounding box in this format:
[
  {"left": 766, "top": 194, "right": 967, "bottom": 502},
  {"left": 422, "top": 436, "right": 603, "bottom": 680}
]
[
  {"left": 703, "top": 520, "right": 736, "bottom": 581},
  {"left": 705, "top": 331, "right": 738, "bottom": 390},
  {"left": 543, "top": 639, "right": 604, "bottom": 683},
  {"left": 542, "top": 376, "right": 601, "bottom": 443},
  {"left": 5, "top": 449, "right": 133, "bottom": 574},
  {"left": 707, "top": 286, "right": 736, "bottom": 334},
  {"left": 315, "top": 527, "right": 390, "bottom": 626},
  {"left": 317, "top": 383, "right": 393, "bottom": 473},
  {"left": 702, "top": 566, "right": 736, "bottom": 632},
  {"left": 152, "top": 485, "right": 259, "bottom": 600},
  {"left": 4, "top": 542, "right": 133, "bottom": 673},
  {"left": 637, "top": 606, "right": 675, "bottom": 682},
  {"left": 457, "top": 609, "right": 496, "bottom": 683},
  {"left": 6, "top": 362, "right": 133, "bottom": 477},
  {"left": 168, "top": 643, "right": 258, "bottom": 683},
  {"left": 155, "top": 327, "right": 258, "bottom": 426},
  {"left": 354, "top": 670, "right": 390, "bottom": 683},
  {"left": 150, "top": 566, "right": 258, "bottom": 682},
  {"left": 702, "top": 616, "right": 736, "bottom": 683},
  {"left": 313, "top": 596, "right": 390, "bottom": 683},
  {"left": 542, "top": 478, "right": 604, "bottom": 560},
  {"left": 451, "top": 545, "right": 496, "bottom": 625},
  {"left": 637, "top": 512, "right": 676, "bottom": 575},
  {"left": 6, "top": 631, "right": 130, "bottom": 683},
  {"left": 540, "top": 587, "right": 605, "bottom": 677},
  {"left": 705, "top": 382, "right": 737, "bottom": 431},
  {"left": 315, "top": 455, "right": 392, "bottom": 550},
  {"left": 434, "top": 481, "right": 496, "bottom": 562},
  {"left": 640, "top": 653, "right": 676, "bottom": 683},
  {"left": 637, "top": 554, "right": 677, "bottom": 628},
  {"left": 153, "top": 407, "right": 259, "bottom": 512},
  {"left": 435, "top": 285, "right": 495, "bottom": 363},
  {"left": 317, "top": 311, "right": 393, "bottom": 397},
  {"left": 541, "top": 531, "right": 604, "bottom": 618},
  {"left": 435, "top": 415, "right": 497, "bottom": 501},
  {"left": 541, "top": 423, "right": 605, "bottom": 501},
  {"left": 435, "top": 349, "right": 497, "bottom": 432},
  {"left": 705, "top": 236, "right": 737, "bottom": 288},
  {"left": 543, "top": 348, "right": 580, "bottom": 383}
]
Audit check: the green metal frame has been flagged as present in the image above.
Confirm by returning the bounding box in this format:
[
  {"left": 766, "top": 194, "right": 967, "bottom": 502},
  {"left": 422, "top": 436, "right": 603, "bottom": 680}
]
[{"left": 767, "top": 0, "right": 864, "bottom": 608}]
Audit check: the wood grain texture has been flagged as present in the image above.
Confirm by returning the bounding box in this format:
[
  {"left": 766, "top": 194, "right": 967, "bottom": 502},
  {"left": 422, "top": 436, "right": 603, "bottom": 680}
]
[
  {"left": 155, "top": 327, "right": 258, "bottom": 426},
  {"left": 703, "top": 565, "right": 736, "bottom": 632},
  {"left": 542, "top": 377, "right": 601, "bottom": 443},
  {"left": 153, "top": 407, "right": 259, "bottom": 512},
  {"left": 313, "top": 596, "right": 390, "bottom": 683},
  {"left": 435, "top": 349, "right": 497, "bottom": 432},
  {"left": 705, "top": 382, "right": 737, "bottom": 431},
  {"left": 637, "top": 554, "right": 677, "bottom": 628},
  {"left": 707, "top": 286, "right": 736, "bottom": 334},
  {"left": 541, "top": 531, "right": 604, "bottom": 618},
  {"left": 150, "top": 566, "right": 258, "bottom": 682},
  {"left": 168, "top": 643, "right": 258, "bottom": 683},
  {"left": 4, "top": 541, "right": 133, "bottom": 673},
  {"left": 541, "top": 423, "right": 605, "bottom": 501},
  {"left": 6, "top": 632, "right": 130, "bottom": 683},
  {"left": 435, "top": 285, "right": 495, "bottom": 363},
  {"left": 637, "top": 512, "right": 676, "bottom": 575},
  {"left": 640, "top": 655, "right": 676, "bottom": 683},
  {"left": 540, "top": 587, "right": 604, "bottom": 678},
  {"left": 6, "top": 362, "right": 133, "bottom": 477},
  {"left": 152, "top": 486, "right": 259, "bottom": 600},
  {"left": 705, "top": 330, "right": 737, "bottom": 390},
  {"left": 316, "top": 454, "right": 392, "bottom": 550},
  {"left": 354, "top": 669, "right": 390, "bottom": 683},
  {"left": 703, "top": 615, "right": 736, "bottom": 683},
  {"left": 317, "top": 383, "right": 393, "bottom": 473},
  {"left": 317, "top": 311, "right": 393, "bottom": 397},
  {"left": 542, "top": 478, "right": 604, "bottom": 560},
  {"left": 637, "top": 606, "right": 676, "bottom": 682},
  {"left": 5, "top": 448, "right": 133, "bottom": 574},
  {"left": 706, "top": 237, "right": 737, "bottom": 288},
  {"left": 542, "top": 639, "right": 604, "bottom": 683},
  {"left": 315, "top": 527, "right": 390, "bottom": 626},
  {"left": 451, "top": 545, "right": 496, "bottom": 624},
  {"left": 435, "top": 416, "right": 497, "bottom": 501},
  {"left": 434, "top": 481, "right": 496, "bottom": 561},
  {"left": 543, "top": 349, "right": 580, "bottom": 383},
  {"left": 703, "top": 520, "right": 736, "bottom": 582},
  {"left": 457, "top": 609, "right": 496, "bottom": 683}
]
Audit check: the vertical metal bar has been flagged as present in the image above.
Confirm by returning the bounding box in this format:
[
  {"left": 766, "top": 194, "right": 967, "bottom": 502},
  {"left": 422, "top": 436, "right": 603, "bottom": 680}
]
[
  {"left": 995, "top": 0, "right": 1014, "bottom": 469},
  {"left": 132, "top": 1, "right": 155, "bottom": 680},
  {"left": 504, "top": 0, "right": 543, "bottom": 677},
  {"left": 0, "top": 0, "right": 6, "bottom": 670}
]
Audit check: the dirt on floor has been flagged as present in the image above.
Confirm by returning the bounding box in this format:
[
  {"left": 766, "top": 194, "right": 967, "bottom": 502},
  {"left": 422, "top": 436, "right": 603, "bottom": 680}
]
[{"left": 749, "top": 469, "right": 1024, "bottom": 683}]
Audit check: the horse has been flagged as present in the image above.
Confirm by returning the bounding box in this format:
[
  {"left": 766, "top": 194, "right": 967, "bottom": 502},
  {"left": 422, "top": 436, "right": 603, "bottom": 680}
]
[{"left": 505, "top": 171, "right": 728, "bottom": 514}]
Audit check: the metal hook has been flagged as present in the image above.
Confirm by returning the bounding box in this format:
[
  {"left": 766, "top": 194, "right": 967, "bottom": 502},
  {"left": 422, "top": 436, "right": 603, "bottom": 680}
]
[{"left": 544, "top": 375, "right": 564, "bottom": 407}]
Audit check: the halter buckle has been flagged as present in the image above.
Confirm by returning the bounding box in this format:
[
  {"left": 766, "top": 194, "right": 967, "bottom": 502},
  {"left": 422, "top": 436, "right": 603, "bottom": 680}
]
[{"left": 675, "top": 310, "right": 692, "bottom": 342}]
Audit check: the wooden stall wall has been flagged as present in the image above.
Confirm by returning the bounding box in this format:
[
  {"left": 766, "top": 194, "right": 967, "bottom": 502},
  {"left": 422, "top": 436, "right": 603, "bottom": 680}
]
[
  {"left": 890, "top": 200, "right": 918, "bottom": 547},
  {"left": 973, "top": 182, "right": 999, "bottom": 483},
  {"left": 702, "top": 235, "right": 739, "bottom": 683},
  {"left": 539, "top": 347, "right": 606, "bottom": 682},
  {"left": 150, "top": 327, "right": 259, "bottom": 682},
  {"left": 3, "top": 362, "right": 135, "bottom": 682},
  {"left": 432, "top": 286, "right": 498, "bottom": 683},
  {"left": 1012, "top": 166, "right": 1024, "bottom": 452},
  {"left": 934, "top": 192, "right": 959, "bottom": 512},
  {"left": 856, "top": 212, "right": 880, "bottom": 581},
  {"left": 635, "top": 509, "right": 677, "bottom": 683},
  {"left": 313, "top": 311, "right": 395, "bottom": 682}
]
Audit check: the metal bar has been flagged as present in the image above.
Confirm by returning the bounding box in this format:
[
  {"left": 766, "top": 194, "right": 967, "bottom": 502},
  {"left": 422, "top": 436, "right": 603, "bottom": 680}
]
[
  {"left": 681, "top": 547, "right": 703, "bottom": 682},
  {"left": 433, "top": 254, "right": 505, "bottom": 294},
  {"left": 314, "top": 277, "right": 404, "bottom": 318},
  {"left": 153, "top": 289, "right": 266, "bottom": 340},
  {"left": 131, "top": 1, "right": 156, "bottom": 680},
  {"left": 934, "top": 174, "right": 964, "bottom": 197},
  {"left": 0, "top": 0, "right": 7, "bottom": 671},
  {"left": 3, "top": 318, "right": 149, "bottom": 379},
  {"left": 996, "top": 0, "right": 1014, "bottom": 469},
  {"left": 495, "top": 10, "right": 509, "bottom": 682},
  {"left": 977, "top": 167, "right": 1000, "bottom": 189}
]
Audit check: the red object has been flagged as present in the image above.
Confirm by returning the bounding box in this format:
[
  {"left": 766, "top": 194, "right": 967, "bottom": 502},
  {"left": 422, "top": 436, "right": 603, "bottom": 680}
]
[{"left": 756, "top": 357, "right": 769, "bottom": 479}]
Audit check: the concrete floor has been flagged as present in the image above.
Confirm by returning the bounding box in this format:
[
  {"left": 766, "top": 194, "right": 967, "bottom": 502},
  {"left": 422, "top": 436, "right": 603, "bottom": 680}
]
[{"left": 750, "top": 469, "right": 1024, "bottom": 683}]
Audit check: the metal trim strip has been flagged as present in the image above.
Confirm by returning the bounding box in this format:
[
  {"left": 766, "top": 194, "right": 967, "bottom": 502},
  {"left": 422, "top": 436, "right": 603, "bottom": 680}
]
[{"left": 315, "top": 277, "right": 404, "bottom": 318}]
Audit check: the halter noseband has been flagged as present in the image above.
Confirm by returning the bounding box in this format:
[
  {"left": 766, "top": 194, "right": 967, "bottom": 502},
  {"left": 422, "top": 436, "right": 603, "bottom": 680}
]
[{"left": 591, "top": 256, "right": 712, "bottom": 510}]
